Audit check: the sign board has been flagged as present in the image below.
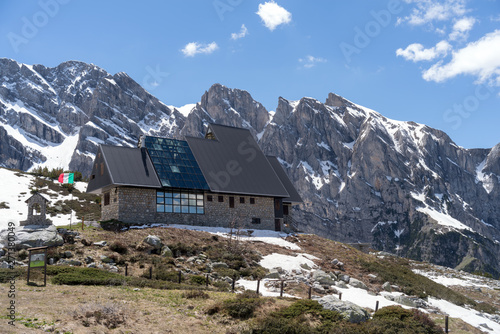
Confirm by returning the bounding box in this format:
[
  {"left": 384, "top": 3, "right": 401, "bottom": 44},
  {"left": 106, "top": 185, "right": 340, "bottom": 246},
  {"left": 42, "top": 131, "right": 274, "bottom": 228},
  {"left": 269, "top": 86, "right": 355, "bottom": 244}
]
[
  {"left": 27, "top": 246, "right": 48, "bottom": 286},
  {"left": 29, "top": 253, "right": 45, "bottom": 268}
]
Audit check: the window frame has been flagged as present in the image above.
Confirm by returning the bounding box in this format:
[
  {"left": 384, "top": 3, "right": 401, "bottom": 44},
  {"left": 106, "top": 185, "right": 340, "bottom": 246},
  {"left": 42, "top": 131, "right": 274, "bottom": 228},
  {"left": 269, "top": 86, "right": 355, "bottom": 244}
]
[
  {"left": 103, "top": 192, "right": 110, "bottom": 206},
  {"left": 156, "top": 189, "right": 204, "bottom": 214}
]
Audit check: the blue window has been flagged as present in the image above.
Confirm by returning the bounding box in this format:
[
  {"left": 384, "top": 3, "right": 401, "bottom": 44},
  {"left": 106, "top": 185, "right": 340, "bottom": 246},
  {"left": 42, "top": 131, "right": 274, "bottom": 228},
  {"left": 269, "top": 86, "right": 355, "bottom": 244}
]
[{"left": 144, "top": 136, "right": 210, "bottom": 191}]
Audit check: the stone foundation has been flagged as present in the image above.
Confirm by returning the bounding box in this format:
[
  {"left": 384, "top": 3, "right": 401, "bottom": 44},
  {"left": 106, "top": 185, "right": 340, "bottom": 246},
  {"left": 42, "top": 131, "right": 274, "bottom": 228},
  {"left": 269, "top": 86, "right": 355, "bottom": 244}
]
[{"left": 101, "top": 187, "right": 278, "bottom": 230}]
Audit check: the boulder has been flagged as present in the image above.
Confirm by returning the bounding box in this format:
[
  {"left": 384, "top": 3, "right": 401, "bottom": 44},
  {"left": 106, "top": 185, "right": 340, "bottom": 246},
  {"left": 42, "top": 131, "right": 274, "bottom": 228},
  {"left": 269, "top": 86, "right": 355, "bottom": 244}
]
[
  {"left": 349, "top": 278, "right": 368, "bottom": 290},
  {"left": 382, "top": 282, "right": 392, "bottom": 292},
  {"left": 385, "top": 295, "right": 428, "bottom": 308},
  {"left": 318, "top": 276, "right": 337, "bottom": 286},
  {"left": 161, "top": 246, "right": 173, "bottom": 257},
  {"left": 338, "top": 274, "right": 350, "bottom": 283},
  {"left": 336, "top": 281, "right": 348, "bottom": 289},
  {"left": 264, "top": 268, "right": 281, "bottom": 279},
  {"left": 0, "top": 225, "right": 63, "bottom": 249},
  {"left": 59, "top": 259, "right": 81, "bottom": 266},
  {"left": 144, "top": 235, "right": 163, "bottom": 249},
  {"left": 85, "top": 256, "right": 94, "bottom": 264},
  {"left": 64, "top": 251, "right": 73, "bottom": 258},
  {"left": 212, "top": 262, "right": 229, "bottom": 269},
  {"left": 100, "top": 255, "right": 114, "bottom": 264},
  {"left": 93, "top": 241, "right": 107, "bottom": 247},
  {"left": 318, "top": 295, "right": 369, "bottom": 323}
]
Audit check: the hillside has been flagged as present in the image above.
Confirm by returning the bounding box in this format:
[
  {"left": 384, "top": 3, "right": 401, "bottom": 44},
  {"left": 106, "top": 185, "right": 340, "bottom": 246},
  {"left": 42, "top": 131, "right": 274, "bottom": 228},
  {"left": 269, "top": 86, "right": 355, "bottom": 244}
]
[
  {"left": 1, "top": 222, "right": 499, "bottom": 333},
  {"left": 1, "top": 58, "right": 499, "bottom": 278}
]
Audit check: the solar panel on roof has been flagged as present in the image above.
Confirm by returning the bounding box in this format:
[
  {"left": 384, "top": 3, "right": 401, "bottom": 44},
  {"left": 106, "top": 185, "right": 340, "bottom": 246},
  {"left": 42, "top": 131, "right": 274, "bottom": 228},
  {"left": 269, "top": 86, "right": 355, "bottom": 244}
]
[{"left": 144, "top": 136, "right": 210, "bottom": 191}]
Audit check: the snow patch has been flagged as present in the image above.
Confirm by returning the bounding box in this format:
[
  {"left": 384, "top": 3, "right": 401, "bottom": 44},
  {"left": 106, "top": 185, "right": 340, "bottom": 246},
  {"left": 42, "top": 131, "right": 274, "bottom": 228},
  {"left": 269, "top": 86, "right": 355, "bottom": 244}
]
[{"left": 317, "top": 141, "right": 331, "bottom": 151}]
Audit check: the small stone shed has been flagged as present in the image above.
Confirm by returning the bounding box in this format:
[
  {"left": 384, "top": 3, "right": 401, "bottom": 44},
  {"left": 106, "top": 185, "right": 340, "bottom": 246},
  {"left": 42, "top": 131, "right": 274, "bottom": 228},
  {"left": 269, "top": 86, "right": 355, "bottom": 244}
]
[{"left": 20, "top": 192, "right": 52, "bottom": 226}]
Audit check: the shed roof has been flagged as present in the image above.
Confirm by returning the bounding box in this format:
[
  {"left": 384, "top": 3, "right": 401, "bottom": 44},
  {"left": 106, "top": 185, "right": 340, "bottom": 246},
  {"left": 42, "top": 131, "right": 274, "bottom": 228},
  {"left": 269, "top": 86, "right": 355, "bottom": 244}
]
[
  {"left": 86, "top": 145, "right": 161, "bottom": 194},
  {"left": 266, "top": 156, "right": 303, "bottom": 203}
]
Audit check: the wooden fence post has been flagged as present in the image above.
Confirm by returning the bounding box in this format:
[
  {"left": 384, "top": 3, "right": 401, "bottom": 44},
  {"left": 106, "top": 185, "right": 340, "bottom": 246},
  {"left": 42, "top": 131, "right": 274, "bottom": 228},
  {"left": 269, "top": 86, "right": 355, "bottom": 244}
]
[
  {"left": 149, "top": 266, "right": 152, "bottom": 279},
  {"left": 256, "top": 279, "right": 260, "bottom": 295},
  {"left": 206, "top": 274, "right": 209, "bottom": 287},
  {"left": 445, "top": 316, "right": 449, "bottom": 333},
  {"left": 308, "top": 286, "right": 312, "bottom": 299},
  {"left": 178, "top": 271, "right": 182, "bottom": 284},
  {"left": 125, "top": 264, "right": 128, "bottom": 276},
  {"left": 280, "top": 280, "right": 284, "bottom": 297},
  {"left": 338, "top": 292, "right": 342, "bottom": 300},
  {"left": 231, "top": 276, "right": 236, "bottom": 292},
  {"left": 375, "top": 300, "right": 379, "bottom": 312}
]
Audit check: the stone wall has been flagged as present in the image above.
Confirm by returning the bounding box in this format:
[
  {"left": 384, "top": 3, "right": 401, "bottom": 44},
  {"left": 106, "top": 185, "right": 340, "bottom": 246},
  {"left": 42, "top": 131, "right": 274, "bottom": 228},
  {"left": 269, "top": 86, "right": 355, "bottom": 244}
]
[{"left": 101, "top": 187, "right": 278, "bottom": 230}]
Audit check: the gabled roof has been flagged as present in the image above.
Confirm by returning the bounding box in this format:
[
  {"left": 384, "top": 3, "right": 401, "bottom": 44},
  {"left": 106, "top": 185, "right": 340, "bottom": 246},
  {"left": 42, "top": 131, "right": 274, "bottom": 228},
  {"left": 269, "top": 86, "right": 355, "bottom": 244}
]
[
  {"left": 25, "top": 192, "right": 49, "bottom": 203},
  {"left": 86, "top": 145, "right": 161, "bottom": 194},
  {"left": 185, "top": 124, "right": 290, "bottom": 197},
  {"left": 266, "top": 156, "right": 303, "bottom": 203}
]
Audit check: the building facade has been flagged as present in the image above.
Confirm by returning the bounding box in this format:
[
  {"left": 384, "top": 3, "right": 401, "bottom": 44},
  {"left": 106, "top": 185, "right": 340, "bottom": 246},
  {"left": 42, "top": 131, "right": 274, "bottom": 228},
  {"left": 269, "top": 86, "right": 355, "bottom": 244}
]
[{"left": 87, "top": 124, "right": 301, "bottom": 231}]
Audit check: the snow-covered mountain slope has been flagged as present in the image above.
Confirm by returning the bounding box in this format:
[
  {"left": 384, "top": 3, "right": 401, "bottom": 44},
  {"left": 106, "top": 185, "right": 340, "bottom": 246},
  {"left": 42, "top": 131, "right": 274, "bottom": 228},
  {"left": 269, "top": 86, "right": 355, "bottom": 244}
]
[
  {"left": 1, "top": 59, "right": 499, "bottom": 278},
  {"left": 0, "top": 168, "right": 88, "bottom": 228},
  {"left": 259, "top": 93, "right": 500, "bottom": 278}
]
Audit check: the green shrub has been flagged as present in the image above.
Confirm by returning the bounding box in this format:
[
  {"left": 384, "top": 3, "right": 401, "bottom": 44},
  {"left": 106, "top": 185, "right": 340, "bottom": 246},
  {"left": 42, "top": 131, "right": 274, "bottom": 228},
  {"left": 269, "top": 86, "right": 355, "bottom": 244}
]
[
  {"left": 212, "top": 280, "right": 230, "bottom": 291},
  {"left": 213, "top": 267, "right": 240, "bottom": 280},
  {"left": 222, "top": 298, "right": 264, "bottom": 319},
  {"left": 238, "top": 290, "right": 260, "bottom": 299},
  {"left": 207, "top": 297, "right": 265, "bottom": 319},
  {"left": 278, "top": 299, "right": 342, "bottom": 322},
  {"left": 190, "top": 275, "right": 206, "bottom": 285},
  {"left": 51, "top": 267, "right": 125, "bottom": 286},
  {"left": 153, "top": 268, "right": 182, "bottom": 282},
  {"left": 109, "top": 241, "right": 128, "bottom": 254},
  {"left": 239, "top": 266, "right": 268, "bottom": 279},
  {"left": 168, "top": 242, "right": 198, "bottom": 257},
  {"left": 0, "top": 268, "right": 24, "bottom": 283},
  {"left": 242, "top": 316, "right": 316, "bottom": 334},
  {"left": 182, "top": 290, "right": 209, "bottom": 299},
  {"left": 368, "top": 306, "right": 444, "bottom": 334}
]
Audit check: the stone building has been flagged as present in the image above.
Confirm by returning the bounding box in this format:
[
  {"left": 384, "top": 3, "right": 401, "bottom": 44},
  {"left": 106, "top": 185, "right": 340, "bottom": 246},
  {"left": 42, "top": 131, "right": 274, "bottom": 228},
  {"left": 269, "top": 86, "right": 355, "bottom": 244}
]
[
  {"left": 20, "top": 192, "right": 51, "bottom": 226},
  {"left": 86, "top": 124, "right": 302, "bottom": 231}
]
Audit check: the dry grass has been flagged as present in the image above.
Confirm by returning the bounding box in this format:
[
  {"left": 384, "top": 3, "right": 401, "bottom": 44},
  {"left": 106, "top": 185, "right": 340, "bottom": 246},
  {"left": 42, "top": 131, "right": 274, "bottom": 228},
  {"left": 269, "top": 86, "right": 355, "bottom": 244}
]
[{"left": 0, "top": 280, "right": 239, "bottom": 333}]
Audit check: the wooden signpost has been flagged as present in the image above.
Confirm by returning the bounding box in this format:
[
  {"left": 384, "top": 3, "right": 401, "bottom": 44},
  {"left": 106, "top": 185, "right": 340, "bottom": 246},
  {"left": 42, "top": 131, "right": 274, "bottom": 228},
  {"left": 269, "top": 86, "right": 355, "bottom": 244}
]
[{"left": 27, "top": 246, "right": 48, "bottom": 286}]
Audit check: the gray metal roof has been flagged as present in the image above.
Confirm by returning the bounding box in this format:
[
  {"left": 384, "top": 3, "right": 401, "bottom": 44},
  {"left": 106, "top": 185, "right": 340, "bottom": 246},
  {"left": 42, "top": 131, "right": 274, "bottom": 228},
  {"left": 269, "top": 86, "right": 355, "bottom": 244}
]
[
  {"left": 266, "top": 156, "right": 303, "bottom": 203},
  {"left": 185, "top": 124, "right": 290, "bottom": 197},
  {"left": 86, "top": 145, "right": 161, "bottom": 193}
]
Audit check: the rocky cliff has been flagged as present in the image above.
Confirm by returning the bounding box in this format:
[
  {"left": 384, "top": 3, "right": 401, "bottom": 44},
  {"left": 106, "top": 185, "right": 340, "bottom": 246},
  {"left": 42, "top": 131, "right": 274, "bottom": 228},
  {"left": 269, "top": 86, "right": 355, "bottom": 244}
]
[{"left": 1, "top": 59, "right": 499, "bottom": 277}]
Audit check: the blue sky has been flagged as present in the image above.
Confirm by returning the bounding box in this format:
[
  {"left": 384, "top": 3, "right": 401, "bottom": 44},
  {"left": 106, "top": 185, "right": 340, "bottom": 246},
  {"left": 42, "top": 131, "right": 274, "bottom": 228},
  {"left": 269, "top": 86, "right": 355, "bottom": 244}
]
[{"left": 1, "top": 0, "right": 499, "bottom": 149}]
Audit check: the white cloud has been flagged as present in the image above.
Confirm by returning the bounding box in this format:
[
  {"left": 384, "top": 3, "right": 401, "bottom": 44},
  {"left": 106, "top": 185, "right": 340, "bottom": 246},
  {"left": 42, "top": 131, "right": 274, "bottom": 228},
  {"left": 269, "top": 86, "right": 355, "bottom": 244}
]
[
  {"left": 299, "top": 55, "right": 327, "bottom": 69},
  {"left": 396, "top": 40, "right": 452, "bottom": 62},
  {"left": 256, "top": 1, "right": 291, "bottom": 31},
  {"left": 231, "top": 24, "right": 248, "bottom": 40},
  {"left": 422, "top": 30, "right": 500, "bottom": 83},
  {"left": 449, "top": 17, "right": 476, "bottom": 41},
  {"left": 398, "top": 0, "right": 467, "bottom": 26},
  {"left": 181, "top": 42, "right": 218, "bottom": 57}
]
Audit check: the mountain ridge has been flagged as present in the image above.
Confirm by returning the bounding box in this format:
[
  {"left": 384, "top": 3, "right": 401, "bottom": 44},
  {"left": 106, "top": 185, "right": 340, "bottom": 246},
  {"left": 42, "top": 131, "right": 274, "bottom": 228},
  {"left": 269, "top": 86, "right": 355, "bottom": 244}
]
[{"left": 1, "top": 58, "right": 499, "bottom": 278}]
